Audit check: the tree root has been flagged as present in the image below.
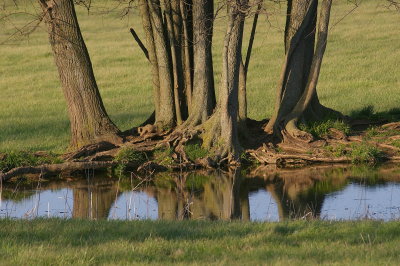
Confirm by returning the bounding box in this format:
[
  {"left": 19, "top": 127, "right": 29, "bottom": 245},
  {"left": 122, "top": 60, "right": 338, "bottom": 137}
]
[{"left": 249, "top": 144, "right": 352, "bottom": 167}]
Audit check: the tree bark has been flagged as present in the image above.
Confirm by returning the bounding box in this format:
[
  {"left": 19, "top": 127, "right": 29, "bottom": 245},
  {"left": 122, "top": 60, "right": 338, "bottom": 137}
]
[
  {"left": 264, "top": 0, "right": 337, "bottom": 142},
  {"left": 139, "top": 0, "right": 161, "bottom": 119},
  {"left": 202, "top": 0, "right": 247, "bottom": 163},
  {"left": 238, "top": 1, "right": 262, "bottom": 130},
  {"left": 183, "top": 0, "right": 216, "bottom": 126},
  {"left": 147, "top": 0, "right": 176, "bottom": 130},
  {"left": 39, "top": 0, "right": 121, "bottom": 150}
]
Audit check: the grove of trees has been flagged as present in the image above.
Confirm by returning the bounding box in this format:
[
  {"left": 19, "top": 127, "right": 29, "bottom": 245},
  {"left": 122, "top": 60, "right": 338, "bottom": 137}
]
[{"left": 2, "top": 0, "right": 397, "bottom": 176}]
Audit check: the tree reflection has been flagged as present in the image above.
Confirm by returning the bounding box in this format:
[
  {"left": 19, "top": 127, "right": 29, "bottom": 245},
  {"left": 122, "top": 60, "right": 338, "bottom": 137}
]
[{"left": 72, "top": 179, "right": 119, "bottom": 219}]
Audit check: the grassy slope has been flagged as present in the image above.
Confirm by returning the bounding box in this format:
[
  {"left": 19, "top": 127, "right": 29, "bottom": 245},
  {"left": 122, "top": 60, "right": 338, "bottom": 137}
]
[
  {"left": 0, "top": 0, "right": 399, "bottom": 152},
  {"left": 0, "top": 219, "right": 399, "bottom": 265}
]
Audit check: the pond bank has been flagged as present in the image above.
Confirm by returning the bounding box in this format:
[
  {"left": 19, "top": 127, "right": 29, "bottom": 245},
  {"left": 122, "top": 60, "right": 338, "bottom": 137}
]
[
  {"left": 1, "top": 120, "right": 400, "bottom": 182},
  {"left": 0, "top": 219, "right": 399, "bottom": 265}
]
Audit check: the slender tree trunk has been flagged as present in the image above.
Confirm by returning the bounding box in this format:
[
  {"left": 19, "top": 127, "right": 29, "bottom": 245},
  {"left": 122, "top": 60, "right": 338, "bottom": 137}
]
[
  {"left": 182, "top": 0, "right": 216, "bottom": 126},
  {"left": 148, "top": 0, "right": 176, "bottom": 130},
  {"left": 238, "top": 1, "right": 262, "bottom": 128},
  {"left": 180, "top": 0, "right": 194, "bottom": 115},
  {"left": 139, "top": 0, "right": 160, "bottom": 120},
  {"left": 39, "top": 0, "right": 121, "bottom": 150}
]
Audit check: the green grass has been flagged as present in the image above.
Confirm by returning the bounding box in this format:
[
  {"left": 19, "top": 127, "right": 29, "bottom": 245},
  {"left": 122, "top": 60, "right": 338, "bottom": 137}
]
[
  {"left": 184, "top": 143, "right": 209, "bottom": 161},
  {"left": 350, "top": 142, "right": 383, "bottom": 163},
  {"left": 0, "top": 151, "right": 62, "bottom": 172},
  {"left": 0, "top": 0, "right": 399, "bottom": 152},
  {"left": 0, "top": 219, "right": 400, "bottom": 265},
  {"left": 299, "top": 119, "right": 351, "bottom": 138}
]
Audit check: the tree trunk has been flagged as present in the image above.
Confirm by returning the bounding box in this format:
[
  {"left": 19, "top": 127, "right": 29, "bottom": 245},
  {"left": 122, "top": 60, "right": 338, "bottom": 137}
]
[
  {"left": 39, "top": 0, "right": 121, "bottom": 150},
  {"left": 238, "top": 1, "right": 262, "bottom": 130},
  {"left": 139, "top": 0, "right": 161, "bottom": 120},
  {"left": 147, "top": 0, "right": 176, "bottom": 130},
  {"left": 180, "top": 0, "right": 194, "bottom": 115},
  {"left": 182, "top": 0, "right": 216, "bottom": 127},
  {"left": 264, "top": 0, "right": 337, "bottom": 142},
  {"left": 202, "top": 0, "right": 247, "bottom": 163}
]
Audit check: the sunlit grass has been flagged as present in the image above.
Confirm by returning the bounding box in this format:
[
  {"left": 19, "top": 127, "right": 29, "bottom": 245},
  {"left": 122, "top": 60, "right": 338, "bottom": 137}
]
[
  {"left": 0, "top": 219, "right": 400, "bottom": 265},
  {"left": 0, "top": 0, "right": 398, "bottom": 152}
]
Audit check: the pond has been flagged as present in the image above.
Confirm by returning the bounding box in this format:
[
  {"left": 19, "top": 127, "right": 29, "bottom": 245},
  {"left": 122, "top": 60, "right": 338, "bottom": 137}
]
[{"left": 1, "top": 164, "right": 400, "bottom": 221}]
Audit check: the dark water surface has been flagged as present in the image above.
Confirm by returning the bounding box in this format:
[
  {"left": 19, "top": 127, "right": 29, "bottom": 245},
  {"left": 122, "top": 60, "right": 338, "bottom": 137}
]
[{"left": 1, "top": 164, "right": 400, "bottom": 221}]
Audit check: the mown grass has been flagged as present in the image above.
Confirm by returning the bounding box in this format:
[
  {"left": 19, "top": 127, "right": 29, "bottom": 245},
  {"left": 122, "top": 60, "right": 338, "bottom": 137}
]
[
  {"left": 0, "top": 0, "right": 399, "bottom": 152},
  {"left": 0, "top": 219, "right": 399, "bottom": 265}
]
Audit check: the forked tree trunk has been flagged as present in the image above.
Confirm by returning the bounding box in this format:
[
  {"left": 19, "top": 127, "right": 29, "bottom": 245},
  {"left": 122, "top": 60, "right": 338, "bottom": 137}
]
[
  {"left": 39, "top": 0, "right": 121, "bottom": 150},
  {"left": 202, "top": 0, "right": 247, "bottom": 163},
  {"left": 264, "top": 0, "right": 336, "bottom": 142}
]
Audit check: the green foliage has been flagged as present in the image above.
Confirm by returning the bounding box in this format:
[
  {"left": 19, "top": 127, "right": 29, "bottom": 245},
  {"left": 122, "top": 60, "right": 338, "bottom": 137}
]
[
  {"left": 325, "top": 144, "right": 347, "bottom": 157},
  {"left": 391, "top": 140, "right": 400, "bottom": 149},
  {"left": 299, "top": 120, "right": 350, "bottom": 138},
  {"left": 0, "top": 151, "right": 63, "bottom": 172},
  {"left": 365, "top": 126, "right": 399, "bottom": 140},
  {"left": 349, "top": 142, "right": 383, "bottom": 164},
  {"left": 113, "top": 147, "right": 147, "bottom": 173},
  {"left": 1, "top": 219, "right": 400, "bottom": 265},
  {"left": 153, "top": 148, "right": 174, "bottom": 166},
  {"left": 114, "top": 147, "right": 146, "bottom": 165},
  {"left": 184, "top": 144, "right": 208, "bottom": 161}
]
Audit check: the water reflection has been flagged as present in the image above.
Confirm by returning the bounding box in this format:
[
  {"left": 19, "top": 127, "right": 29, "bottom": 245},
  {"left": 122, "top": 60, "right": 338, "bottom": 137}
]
[{"left": 1, "top": 164, "right": 400, "bottom": 221}]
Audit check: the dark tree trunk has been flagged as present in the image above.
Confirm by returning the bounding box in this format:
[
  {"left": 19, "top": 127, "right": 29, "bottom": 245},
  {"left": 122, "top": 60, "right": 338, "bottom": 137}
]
[
  {"left": 264, "top": 0, "right": 336, "bottom": 142},
  {"left": 39, "top": 0, "right": 121, "bottom": 150}
]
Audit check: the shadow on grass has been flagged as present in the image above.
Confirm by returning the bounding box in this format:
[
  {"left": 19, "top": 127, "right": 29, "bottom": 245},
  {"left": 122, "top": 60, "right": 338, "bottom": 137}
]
[
  {"left": 350, "top": 106, "right": 400, "bottom": 122},
  {"left": 1, "top": 219, "right": 400, "bottom": 248}
]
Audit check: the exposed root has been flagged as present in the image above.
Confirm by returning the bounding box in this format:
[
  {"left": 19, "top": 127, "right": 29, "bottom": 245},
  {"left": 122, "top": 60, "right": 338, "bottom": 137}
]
[
  {"left": 2, "top": 118, "right": 400, "bottom": 182},
  {"left": 62, "top": 141, "right": 117, "bottom": 161},
  {"left": 249, "top": 144, "right": 351, "bottom": 167}
]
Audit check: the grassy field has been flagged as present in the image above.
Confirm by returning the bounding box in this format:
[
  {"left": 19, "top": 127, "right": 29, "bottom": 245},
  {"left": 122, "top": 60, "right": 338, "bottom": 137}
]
[
  {"left": 0, "top": 219, "right": 399, "bottom": 265},
  {"left": 0, "top": 0, "right": 399, "bottom": 152}
]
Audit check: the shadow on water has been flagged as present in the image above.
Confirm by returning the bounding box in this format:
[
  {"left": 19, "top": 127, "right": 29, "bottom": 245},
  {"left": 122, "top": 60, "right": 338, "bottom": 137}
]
[{"left": 1, "top": 164, "right": 400, "bottom": 221}]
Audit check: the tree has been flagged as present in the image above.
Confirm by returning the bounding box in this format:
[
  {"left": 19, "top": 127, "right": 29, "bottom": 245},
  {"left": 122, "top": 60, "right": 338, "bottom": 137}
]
[
  {"left": 264, "top": 0, "right": 337, "bottom": 143},
  {"left": 201, "top": 0, "right": 248, "bottom": 163},
  {"left": 182, "top": 0, "right": 216, "bottom": 127},
  {"left": 39, "top": 0, "right": 121, "bottom": 150}
]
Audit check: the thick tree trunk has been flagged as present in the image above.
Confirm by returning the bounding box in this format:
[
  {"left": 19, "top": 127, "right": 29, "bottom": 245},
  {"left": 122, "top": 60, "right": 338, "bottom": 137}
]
[
  {"left": 264, "top": 0, "right": 336, "bottom": 142},
  {"left": 202, "top": 0, "right": 247, "bottom": 163},
  {"left": 39, "top": 0, "right": 121, "bottom": 150},
  {"left": 182, "top": 0, "right": 216, "bottom": 126}
]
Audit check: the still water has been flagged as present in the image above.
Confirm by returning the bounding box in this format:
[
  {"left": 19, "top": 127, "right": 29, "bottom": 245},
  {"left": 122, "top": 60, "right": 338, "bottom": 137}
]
[{"left": 1, "top": 164, "right": 400, "bottom": 221}]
